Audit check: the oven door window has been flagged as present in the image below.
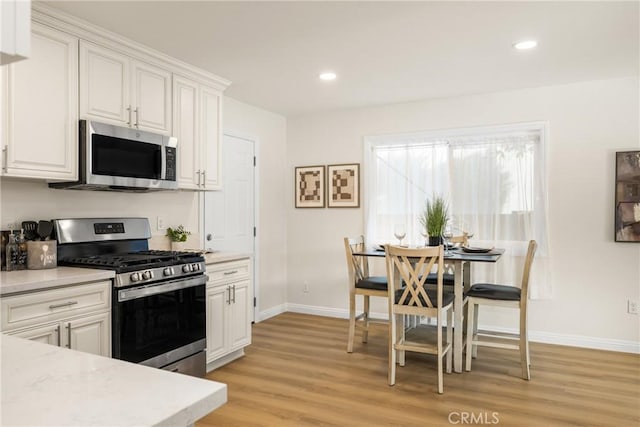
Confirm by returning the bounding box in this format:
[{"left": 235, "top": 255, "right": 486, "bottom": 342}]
[
  {"left": 92, "top": 134, "right": 162, "bottom": 179},
  {"left": 114, "top": 283, "right": 205, "bottom": 363}
]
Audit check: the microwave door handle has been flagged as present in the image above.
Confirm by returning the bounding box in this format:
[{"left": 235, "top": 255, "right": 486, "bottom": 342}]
[{"left": 160, "top": 147, "right": 166, "bottom": 180}]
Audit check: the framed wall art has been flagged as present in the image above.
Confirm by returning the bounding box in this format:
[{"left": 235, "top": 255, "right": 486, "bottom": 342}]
[
  {"left": 295, "top": 165, "right": 325, "bottom": 208},
  {"left": 327, "top": 163, "right": 360, "bottom": 208},
  {"left": 615, "top": 151, "right": 640, "bottom": 242}
]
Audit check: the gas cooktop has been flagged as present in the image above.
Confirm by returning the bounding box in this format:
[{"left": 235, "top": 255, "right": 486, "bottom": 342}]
[{"left": 59, "top": 250, "right": 204, "bottom": 273}]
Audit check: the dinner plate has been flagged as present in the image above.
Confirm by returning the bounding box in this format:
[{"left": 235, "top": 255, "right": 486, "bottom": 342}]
[{"left": 461, "top": 246, "right": 493, "bottom": 253}]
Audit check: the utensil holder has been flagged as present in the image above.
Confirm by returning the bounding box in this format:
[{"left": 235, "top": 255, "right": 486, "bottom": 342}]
[{"left": 27, "top": 240, "right": 57, "bottom": 270}]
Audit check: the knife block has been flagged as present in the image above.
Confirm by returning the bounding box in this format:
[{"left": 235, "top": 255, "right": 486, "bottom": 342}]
[{"left": 27, "top": 240, "right": 57, "bottom": 269}]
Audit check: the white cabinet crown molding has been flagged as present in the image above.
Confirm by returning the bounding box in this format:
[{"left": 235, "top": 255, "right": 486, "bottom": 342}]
[{"left": 30, "top": 2, "right": 231, "bottom": 92}]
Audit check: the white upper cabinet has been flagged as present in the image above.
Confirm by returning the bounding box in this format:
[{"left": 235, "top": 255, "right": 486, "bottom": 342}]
[
  {"left": 201, "top": 85, "right": 222, "bottom": 190},
  {"left": 1, "top": 22, "right": 78, "bottom": 180},
  {"left": 173, "top": 75, "right": 222, "bottom": 190},
  {"left": 0, "top": 0, "right": 30, "bottom": 65},
  {"left": 80, "top": 41, "right": 171, "bottom": 135}
]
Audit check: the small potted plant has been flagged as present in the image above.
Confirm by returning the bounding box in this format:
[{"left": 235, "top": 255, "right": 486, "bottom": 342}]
[
  {"left": 166, "top": 225, "right": 191, "bottom": 251},
  {"left": 419, "top": 195, "right": 449, "bottom": 246}
]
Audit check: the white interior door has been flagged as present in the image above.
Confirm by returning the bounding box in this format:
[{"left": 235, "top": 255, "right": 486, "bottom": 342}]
[
  {"left": 204, "top": 134, "right": 255, "bottom": 253},
  {"left": 204, "top": 134, "right": 256, "bottom": 317}
]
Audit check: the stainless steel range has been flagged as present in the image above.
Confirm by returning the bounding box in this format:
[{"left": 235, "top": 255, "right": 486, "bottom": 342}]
[{"left": 54, "top": 218, "right": 206, "bottom": 377}]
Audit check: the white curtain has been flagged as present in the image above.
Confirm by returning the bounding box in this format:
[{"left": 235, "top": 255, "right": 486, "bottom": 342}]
[{"left": 365, "top": 123, "right": 551, "bottom": 298}]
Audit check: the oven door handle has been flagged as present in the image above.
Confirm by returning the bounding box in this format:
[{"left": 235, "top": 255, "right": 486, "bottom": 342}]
[{"left": 118, "top": 275, "right": 206, "bottom": 302}]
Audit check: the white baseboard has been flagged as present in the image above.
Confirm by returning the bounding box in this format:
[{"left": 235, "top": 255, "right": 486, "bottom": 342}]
[
  {"left": 257, "top": 303, "right": 287, "bottom": 322},
  {"left": 279, "top": 303, "right": 640, "bottom": 354}
]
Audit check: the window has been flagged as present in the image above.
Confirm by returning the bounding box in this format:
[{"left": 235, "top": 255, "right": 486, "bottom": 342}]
[{"left": 364, "top": 123, "right": 550, "bottom": 298}]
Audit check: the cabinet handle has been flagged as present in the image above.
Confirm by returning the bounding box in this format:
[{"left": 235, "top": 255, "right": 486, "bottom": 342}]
[
  {"left": 134, "top": 107, "right": 139, "bottom": 128},
  {"left": 65, "top": 323, "right": 71, "bottom": 348},
  {"left": 232, "top": 285, "right": 236, "bottom": 304},
  {"left": 223, "top": 270, "right": 238, "bottom": 276},
  {"left": 126, "top": 106, "right": 132, "bottom": 125},
  {"left": 196, "top": 170, "right": 201, "bottom": 186},
  {"left": 202, "top": 170, "right": 206, "bottom": 185},
  {"left": 49, "top": 301, "right": 78, "bottom": 310},
  {"left": 226, "top": 286, "right": 230, "bottom": 304},
  {"left": 2, "top": 145, "right": 7, "bottom": 171},
  {"left": 56, "top": 324, "right": 61, "bottom": 346}
]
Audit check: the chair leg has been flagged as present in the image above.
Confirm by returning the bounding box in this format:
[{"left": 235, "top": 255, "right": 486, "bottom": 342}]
[
  {"left": 472, "top": 303, "right": 479, "bottom": 358},
  {"left": 465, "top": 300, "right": 475, "bottom": 372},
  {"left": 398, "top": 313, "right": 406, "bottom": 366},
  {"left": 362, "top": 295, "right": 370, "bottom": 343},
  {"left": 437, "top": 312, "right": 443, "bottom": 394},
  {"left": 446, "top": 308, "right": 452, "bottom": 374},
  {"left": 347, "top": 292, "right": 356, "bottom": 353},
  {"left": 388, "top": 310, "right": 397, "bottom": 386},
  {"left": 520, "top": 308, "right": 530, "bottom": 380}
]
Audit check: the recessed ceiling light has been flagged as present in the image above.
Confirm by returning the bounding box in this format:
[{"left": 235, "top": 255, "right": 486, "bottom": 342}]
[
  {"left": 319, "top": 72, "right": 337, "bottom": 81},
  {"left": 513, "top": 40, "right": 537, "bottom": 50}
]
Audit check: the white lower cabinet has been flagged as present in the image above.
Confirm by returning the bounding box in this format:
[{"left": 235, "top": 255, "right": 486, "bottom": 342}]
[
  {"left": 1, "top": 281, "right": 111, "bottom": 357},
  {"left": 205, "top": 259, "right": 252, "bottom": 369},
  {"left": 9, "top": 311, "right": 110, "bottom": 356}
]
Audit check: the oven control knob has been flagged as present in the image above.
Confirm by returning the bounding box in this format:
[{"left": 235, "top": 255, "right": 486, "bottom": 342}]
[
  {"left": 191, "top": 263, "right": 200, "bottom": 271},
  {"left": 182, "top": 264, "right": 192, "bottom": 273},
  {"left": 163, "top": 267, "right": 173, "bottom": 277},
  {"left": 130, "top": 272, "right": 140, "bottom": 282},
  {"left": 142, "top": 271, "right": 152, "bottom": 280}
]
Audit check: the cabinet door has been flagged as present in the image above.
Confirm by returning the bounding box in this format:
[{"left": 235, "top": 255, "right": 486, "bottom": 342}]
[
  {"left": 228, "top": 280, "right": 252, "bottom": 351},
  {"left": 66, "top": 311, "right": 111, "bottom": 357},
  {"left": 206, "top": 284, "right": 228, "bottom": 363},
  {"left": 173, "top": 75, "right": 200, "bottom": 189},
  {"left": 131, "top": 60, "right": 171, "bottom": 134},
  {"left": 9, "top": 323, "right": 60, "bottom": 346},
  {"left": 2, "top": 23, "right": 78, "bottom": 180},
  {"left": 79, "top": 41, "right": 130, "bottom": 125},
  {"left": 200, "top": 85, "right": 222, "bottom": 190}
]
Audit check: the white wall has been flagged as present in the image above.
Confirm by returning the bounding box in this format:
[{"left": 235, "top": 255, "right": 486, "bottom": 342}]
[
  {"left": 286, "top": 76, "right": 640, "bottom": 352},
  {"left": 223, "top": 97, "right": 288, "bottom": 319}
]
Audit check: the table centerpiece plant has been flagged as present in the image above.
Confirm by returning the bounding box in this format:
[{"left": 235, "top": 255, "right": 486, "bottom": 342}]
[{"left": 419, "top": 195, "right": 449, "bottom": 246}]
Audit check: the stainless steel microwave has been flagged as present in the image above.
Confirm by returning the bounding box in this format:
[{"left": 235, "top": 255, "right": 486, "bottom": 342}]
[{"left": 49, "top": 120, "right": 178, "bottom": 192}]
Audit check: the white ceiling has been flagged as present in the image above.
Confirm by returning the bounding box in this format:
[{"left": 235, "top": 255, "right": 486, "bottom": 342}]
[{"left": 45, "top": 1, "right": 639, "bottom": 117}]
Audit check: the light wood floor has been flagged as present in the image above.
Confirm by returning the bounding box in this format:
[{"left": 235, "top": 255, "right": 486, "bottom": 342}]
[{"left": 198, "top": 312, "right": 640, "bottom": 427}]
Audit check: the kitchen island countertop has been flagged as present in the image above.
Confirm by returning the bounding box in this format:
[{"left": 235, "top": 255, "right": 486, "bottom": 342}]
[{"left": 0, "top": 334, "right": 227, "bottom": 426}]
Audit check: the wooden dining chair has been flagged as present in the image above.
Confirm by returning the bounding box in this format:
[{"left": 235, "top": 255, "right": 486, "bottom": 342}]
[
  {"left": 384, "top": 245, "right": 453, "bottom": 394},
  {"left": 464, "top": 240, "right": 537, "bottom": 380},
  {"left": 344, "top": 236, "right": 389, "bottom": 353},
  {"left": 425, "top": 232, "right": 468, "bottom": 286}
]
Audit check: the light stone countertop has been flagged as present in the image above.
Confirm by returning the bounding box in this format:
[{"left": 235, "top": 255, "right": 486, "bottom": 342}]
[
  {"left": 0, "top": 334, "right": 227, "bottom": 426},
  {"left": 0, "top": 267, "right": 115, "bottom": 296}
]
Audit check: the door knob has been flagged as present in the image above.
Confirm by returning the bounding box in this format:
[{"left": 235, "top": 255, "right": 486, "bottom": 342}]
[{"left": 206, "top": 234, "right": 213, "bottom": 241}]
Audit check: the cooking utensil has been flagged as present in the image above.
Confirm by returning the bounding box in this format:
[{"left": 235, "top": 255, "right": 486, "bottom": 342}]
[
  {"left": 37, "top": 220, "right": 53, "bottom": 241},
  {"left": 21, "top": 221, "right": 38, "bottom": 241}
]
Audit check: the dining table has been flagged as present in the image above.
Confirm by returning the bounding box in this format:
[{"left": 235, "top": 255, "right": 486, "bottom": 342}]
[{"left": 352, "top": 245, "right": 505, "bottom": 373}]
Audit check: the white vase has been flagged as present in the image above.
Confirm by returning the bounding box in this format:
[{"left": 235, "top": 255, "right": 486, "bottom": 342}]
[{"left": 171, "top": 241, "right": 188, "bottom": 252}]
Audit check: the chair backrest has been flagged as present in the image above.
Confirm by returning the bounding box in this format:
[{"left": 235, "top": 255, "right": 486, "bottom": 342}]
[
  {"left": 344, "top": 236, "right": 369, "bottom": 289},
  {"left": 384, "top": 245, "right": 445, "bottom": 308},
  {"left": 450, "top": 232, "right": 469, "bottom": 247},
  {"left": 520, "top": 240, "right": 538, "bottom": 304}
]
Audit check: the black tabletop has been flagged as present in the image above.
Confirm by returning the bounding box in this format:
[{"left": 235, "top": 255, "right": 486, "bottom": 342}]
[{"left": 353, "top": 246, "right": 505, "bottom": 263}]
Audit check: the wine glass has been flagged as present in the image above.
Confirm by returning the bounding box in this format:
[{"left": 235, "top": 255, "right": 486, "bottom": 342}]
[
  {"left": 420, "top": 229, "right": 429, "bottom": 247},
  {"left": 393, "top": 224, "right": 406, "bottom": 246},
  {"left": 442, "top": 225, "right": 454, "bottom": 255}
]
